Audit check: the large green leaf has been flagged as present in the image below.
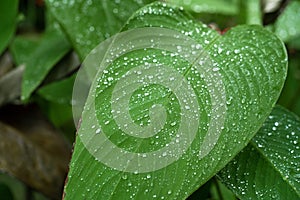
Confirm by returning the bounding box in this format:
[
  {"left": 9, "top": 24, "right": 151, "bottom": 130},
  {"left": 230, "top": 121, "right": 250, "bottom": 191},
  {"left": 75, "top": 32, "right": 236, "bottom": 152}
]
[
  {"left": 218, "top": 106, "right": 300, "bottom": 199},
  {"left": 65, "top": 2, "right": 287, "bottom": 199},
  {"left": 21, "top": 26, "right": 71, "bottom": 101},
  {"left": 0, "top": 0, "right": 18, "bottom": 55},
  {"left": 45, "top": 0, "right": 154, "bottom": 60}
]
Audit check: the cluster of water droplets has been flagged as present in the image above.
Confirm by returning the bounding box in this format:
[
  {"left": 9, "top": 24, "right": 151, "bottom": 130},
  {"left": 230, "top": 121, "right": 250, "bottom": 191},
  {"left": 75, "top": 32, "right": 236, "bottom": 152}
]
[{"left": 72, "top": 25, "right": 227, "bottom": 177}]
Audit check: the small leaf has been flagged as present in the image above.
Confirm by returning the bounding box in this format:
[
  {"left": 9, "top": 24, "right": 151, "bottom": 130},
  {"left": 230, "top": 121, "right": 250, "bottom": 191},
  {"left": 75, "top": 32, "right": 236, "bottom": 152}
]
[
  {"left": 21, "top": 28, "right": 71, "bottom": 101},
  {"left": 38, "top": 74, "right": 76, "bottom": 105},
  {"left": 218, "top": 106, "right": 300, "bottom": 199},
  {"left": 65, "top": 2, "right": 287, "bottom": 199},
  {"left": 45, "top": 0, "right": 155, "bottom": 59},
  {"left": 0, "top": 0, "right": 18, "bottom": 55}
]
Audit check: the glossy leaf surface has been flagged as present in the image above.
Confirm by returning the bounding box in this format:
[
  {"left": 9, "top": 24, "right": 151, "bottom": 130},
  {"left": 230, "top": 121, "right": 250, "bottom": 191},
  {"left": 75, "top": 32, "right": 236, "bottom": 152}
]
[
  {"left": 218, "top": 106, "right": 300, "bottom": 199},
  {"left": 64, "top": 2, "right": 287, "bottom": 199}
]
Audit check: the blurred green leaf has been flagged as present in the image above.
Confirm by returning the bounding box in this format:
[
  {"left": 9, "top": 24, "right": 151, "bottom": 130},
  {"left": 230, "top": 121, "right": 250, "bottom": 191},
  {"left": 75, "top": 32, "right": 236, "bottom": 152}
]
[
  {"left": 37, "top": 74, "right": 76, "bottom": 129},
  {"left": 42, "top": 52, "right": 80, "bottom": 84},
  {"left": 0, "top": 0, "right": 18, "bottom": 55},
  {"left": 21, "top": 27, "right": 71, "bottom": 101},
  {"left": 38, "top": 74, "right": 75, "bottom": 105},
  {"left": 238, "top": 0, "right": 262, "bottom": 25},
  {"left": 167, "top": 0, "right": 238, "bottom": 15},
  {"left": 275, "top": 1, "right": 300, "bottom": 42},
  {"left": 0, "top": 183, "right": 14, "bottom": 200},
  {"left": 218, "top": 106, "right": 300, "bottom": 199},
  {"left": 10, "top": 35, "right": 40, "bottom": 66},
  {"left": 45, "top": 0, "right": 155, "bottom": 59},
  {"left": 0, "top": 172, "right": 50, "bottom": 200},
  {"left": 0, "top": 173, "right": 26, "bottom": 200},
  {"left": 279, "top": 54, "right": 300, "bottom": 116}
]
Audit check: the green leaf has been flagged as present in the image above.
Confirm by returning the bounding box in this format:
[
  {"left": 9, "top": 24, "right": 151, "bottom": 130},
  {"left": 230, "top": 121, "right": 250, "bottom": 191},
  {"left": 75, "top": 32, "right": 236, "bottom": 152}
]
[
  {"left": 0, "top": 183, "right": 13, "bottom": 200},
  {"left": 210, "top": 178, "right": 236, "bottom": 200},
  {"left": 21, "top": 27, "right": 71, "bottom": 101},
  {"left": 218, "top": 106, "right": 300, "bottom": 199},
  {"left": 0, "top": 0, "right": 18, "bottom": 55},
  {"left": 167, "top": 0, "right": 239, "bottom": 15},
  {"left": 274, "top": 1, "right": 300, "bottom": 42},
  {"left": 38, "top": 74, "right": 76, "bottom": 105},
  {"left": 65, "top": 2, "right": 287, "bottom": 199},
  {"left": 187, "top": 179, "right": 212, "bottom": 199},
  {"left": 0, "top": 173, "right": 26, "bottom": 200},
  {"left": 10, "top": 36, "right": 40, "bottom": 66},
  {"left": 45, "top": 0, "right": 155, "bottom": 60}
]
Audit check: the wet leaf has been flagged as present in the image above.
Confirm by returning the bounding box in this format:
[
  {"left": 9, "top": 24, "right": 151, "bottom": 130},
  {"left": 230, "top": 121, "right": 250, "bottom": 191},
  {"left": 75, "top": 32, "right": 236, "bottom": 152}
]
[
  {"left": 218, "top": 106, "right": 300, "bottom": 199},
  {"left": 0, "top": 0, "right": 18, "bottom": 55},
  {"left": 274, "top": 1, "right": 300, "bottom": 42},
  {"left": 0, "top": 105, "right": 71, "bottom": 200},
  {"left": 21, "top": 27, "right": 71, "bottom": 101},
  {"left": 45, "top": 0, "right": 155, "bottom": 60},
  {"left": 65, "top": 2, "right": 287, "bottom": 199}
]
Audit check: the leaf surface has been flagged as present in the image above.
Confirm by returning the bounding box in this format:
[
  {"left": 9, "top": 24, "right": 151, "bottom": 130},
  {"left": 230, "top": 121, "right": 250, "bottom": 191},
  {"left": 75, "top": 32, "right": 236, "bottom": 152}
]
[
  {"left": 65, "top": 2, "right": 287, "bottom": 199},
  {"left": 274, "top": 1, "right": 300, "bottom": 42},
  {"left": 10, "top": 36, "right": 40, "bottom": 66},
  {"left": 0, "top": 0, "right": 18, "bottom": 55},
  {"left": 21, "top": 27, "right": 71, "bottom": 101},
  {"left": 45, "top": 0, "right": 155, "bottom": 59},
  {"left": 38, "top": 74, "right": 76, "bottom": 105},
  {"left": 218, "top": 106, "right": 300, "bottom": 199}
]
